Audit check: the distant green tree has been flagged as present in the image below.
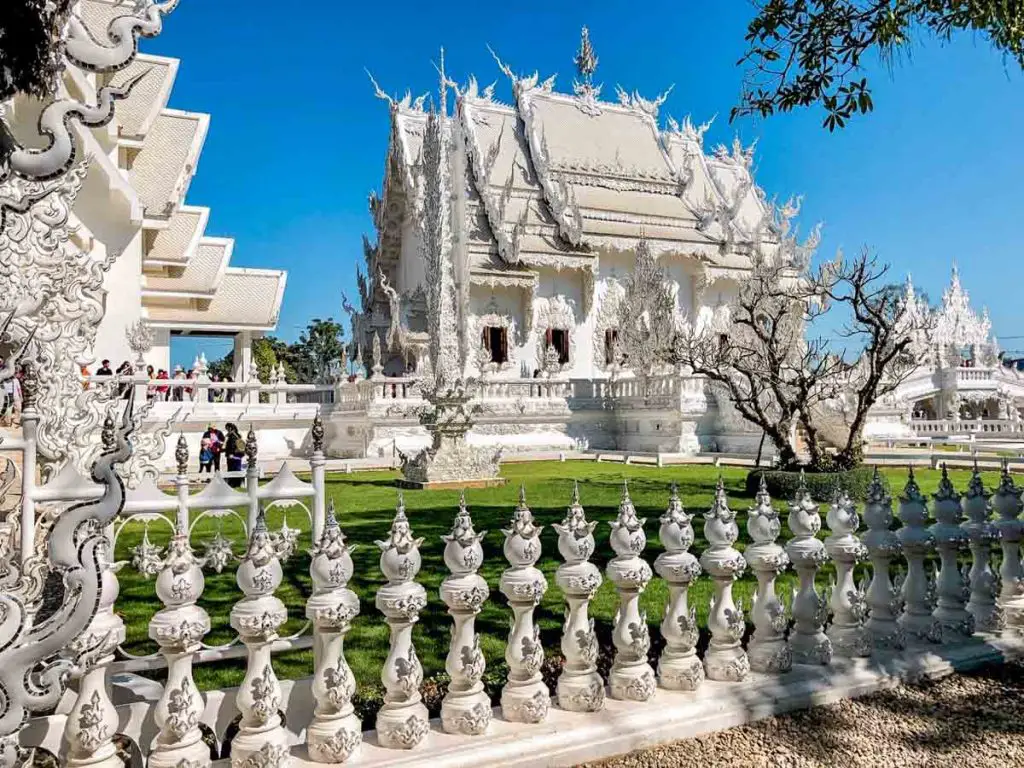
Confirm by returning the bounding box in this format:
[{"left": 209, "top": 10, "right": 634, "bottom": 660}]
[
  {"left": 292, "top": 318, "right": 345, "bottom": 383},
  {"left": 734, "top": 1, "right": 1024, "bottom": 130},
  {"left": 207, "top": 336, "right": 299, "bottom": 384}
]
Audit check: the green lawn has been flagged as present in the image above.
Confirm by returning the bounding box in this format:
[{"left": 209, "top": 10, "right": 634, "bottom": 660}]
[{"left": 112, "top": 462, "right": 1005, "bottom": 694}]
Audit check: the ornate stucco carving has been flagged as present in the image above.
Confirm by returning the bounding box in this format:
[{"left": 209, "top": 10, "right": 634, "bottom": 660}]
[
  {"left": 533, "top": 295, "right": 576, "bottom": 371},
  {"left": 592, "top": 280, "right": 625, "bottom": 372}
]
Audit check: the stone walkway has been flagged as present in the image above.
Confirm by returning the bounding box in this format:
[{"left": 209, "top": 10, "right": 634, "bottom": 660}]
[{"left": 583, "top": 660, "right": 1024, "bottom": 768}]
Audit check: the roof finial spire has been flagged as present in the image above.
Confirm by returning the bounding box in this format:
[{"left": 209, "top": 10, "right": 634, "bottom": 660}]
[
  {"left": 439, "top": 46, "right": 448, "bottom": 116},
  {"left": 575, "top": 26, "right": 598, "bottom": 84}
]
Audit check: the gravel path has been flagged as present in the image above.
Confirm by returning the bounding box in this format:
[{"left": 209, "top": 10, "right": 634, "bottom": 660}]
[{"left": 582, "top": 661, "right": 1024, "bottom": 768}]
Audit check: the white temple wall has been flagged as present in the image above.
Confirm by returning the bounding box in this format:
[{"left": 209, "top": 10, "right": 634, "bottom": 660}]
[
  {"left": 467, "top": 285, "right": 528, "bottom": 378},
  {"left": 531, "top": 267, "right": 589, "bottom": 377}
]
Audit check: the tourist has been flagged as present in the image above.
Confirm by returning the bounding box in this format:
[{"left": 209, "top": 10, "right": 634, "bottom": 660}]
[
  {"left": 96, "top": 359, "right": 113, "bottom": 377},
  {"left": 146, "top": 365, "right": 156, "bottom": 401},
  {"left": 224, "top": 423, "right": 245, "bottom": 486},
  {"left": 185, "top": 368, "right": 195, "bottom": 401},
  {"left": 156, "top": 368, "right": 169, "bottom": 400},
  {"left": 171, "top": 366, "right": 186, "bottom": 401},
  {"left": 224, "top": 375, "right": 235, "bottom": 402},
  {"left": 202, "top": 423, "right": 225, "bottom": 471},
  {"left": 208, "top": 374, "right": 221, "bottom": 402},
  {"left": 116, "top": 360, "right": 133, "bottom": 399},
  {"left": 198, "top": 436, "right": 214, "bottom": 474},
  {"left": 0, "top": 369, "right": 14, "bottom": 427}
]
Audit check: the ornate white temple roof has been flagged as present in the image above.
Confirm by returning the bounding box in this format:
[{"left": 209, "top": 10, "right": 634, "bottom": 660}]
[
  {"left": 144, "top": 206, "right": 208, "bottom": 267},
  {"left": 145, "top": 269, "right": 287, "bottom": 331},
  {"left": 932, "top": 265, "right": 993, "bottom": 348}
]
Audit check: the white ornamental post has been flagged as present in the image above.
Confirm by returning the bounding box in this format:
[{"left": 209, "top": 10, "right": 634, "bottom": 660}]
[
  {"left": 606, "top": 482, "right": 655, "bottom": 701},
  {"left": 825, "top": 490, "right": 871, "bottom": 657},
  {"left": 375, "top": 495, "right": 429, "bottom": 749},
  {"left": 148, "top": 527, "right": 212, "bottom": 768},
  {"left": 499, "top": 486, "right": 550, "bottom": 723},
  {"left": 993, "top": 463, "right": 1024, "bottom": 628},
  {"left": 930, "top": 465, "right": 974, "bottom": 640},
  {"left": 554, "top": 482, "right": 605, "bottom": 712},
  {"left": 745, "top": 476, "right": 792, "bottom": 673},
  {"left": 655, "top": 483, "right": 704, "bottom": 690},
  {"left": 962, "top": 465, "right": 1003, "bottom": 632},
  {"left": 306, "top": 501, "right": 361, "bottom": 763},
  {"left": 785, "top": 474, "right": 832, "bottom": 665},
  {"left": 862, "top": 469, "right": 905, "bottom": 650},
  {"left": 701, "top": 479, "right": 749, "bottom": 681},
  {"left": 897, "top": 468, "right": 941, "bottom": 643},
  {"left": 440, "top": 494, "right": 491, "bottom": 735},
  {"left": 229, "top": 511, "right": 290, "bottom": 767}
]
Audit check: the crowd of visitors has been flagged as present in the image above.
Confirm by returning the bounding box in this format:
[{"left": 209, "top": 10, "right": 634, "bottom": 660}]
[
  {"left": 198, "top": 422, "right": 246, "bottom": 485},
  {"left": 80, "top": 360, "right": 237, "bottom": 402},
  {"left": 0, "top": 361, "right": 25, "bottom": 427}
]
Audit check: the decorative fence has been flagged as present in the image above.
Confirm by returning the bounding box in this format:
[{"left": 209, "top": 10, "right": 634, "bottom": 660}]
[{"left": 12, "top": 436, "right": 1024, "bottom": 766}]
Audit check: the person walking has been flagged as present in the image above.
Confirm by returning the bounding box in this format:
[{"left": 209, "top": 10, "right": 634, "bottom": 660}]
[
  {"left": 198, "top": 436, "right": 214, "bottom": 474},
  {"left": 224, "top": 423, "right": 245, "bottom": 487}
]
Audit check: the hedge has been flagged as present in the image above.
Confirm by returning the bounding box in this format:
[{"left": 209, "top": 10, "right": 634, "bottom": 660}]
[{"left": 745, "top": 466, "right": 884, "bottom": 503}]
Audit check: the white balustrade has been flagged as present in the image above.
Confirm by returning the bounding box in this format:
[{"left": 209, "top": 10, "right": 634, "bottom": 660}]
[
  {"left": 606, "top": 482, "right": 655, "bottom": 701},
  {"left": 825, "top": 490, "right": 870, "bottom": 657},
  {"left": 701, "top": 479, "right": 749, "bottom": 681},
  {"left": 930, "top": 465, "right": 974, "bottom": 640},
  {"left": 962, "top": 466, "right": 1003, "bottom": 632},
  {"left": 499, "top": 487, "right": 550, "bottom": 723},
  {"left": 862, "top": 469, "right": 906, "bottom": 649},
  {"left": 993, "top": 464, "right": 1024, "bottom": 627},
  {"left": 897, "top": 469, "right": 941, "bottom": 643},
  {"left": 554, "top": 483, "right": 605, "bottom": 712},
  {"left": 745, "top": 477, "right": 792, "bottom": 673},
  {"left": 785, "top": 474, "right": 832, "bottom": 665}
]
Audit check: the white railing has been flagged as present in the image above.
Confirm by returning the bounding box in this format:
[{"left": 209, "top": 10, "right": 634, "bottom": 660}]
[
  {"left": 82, "top": 372, "right": 336, "bottom": 406},
  {"left": 912, "top": 418, "right": 1024, "bottom": 436}
]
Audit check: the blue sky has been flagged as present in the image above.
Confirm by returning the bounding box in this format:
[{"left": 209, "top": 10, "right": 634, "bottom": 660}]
[{"left": 151, "top": 1, "right": 1024, "bottom": 366}]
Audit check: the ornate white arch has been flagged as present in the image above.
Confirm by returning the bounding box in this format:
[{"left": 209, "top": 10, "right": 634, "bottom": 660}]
[
  {"left": 533, "top": 295, "right": 576, "bottom": 370},
  {"left": 591, "top": 280, "right": 625, "bottom": 371}
]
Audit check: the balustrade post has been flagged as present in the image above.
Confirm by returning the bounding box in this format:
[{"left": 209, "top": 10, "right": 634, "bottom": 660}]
[
  {"left": 655, "top": 484, "right": 704, "bottom": 690},
  {"left": 701, "top": 479, "right": 748, "bottom": 681},
  {"left": 746, "top": 476, "right": 792, "bottom": 673},
  {"left": 962, "top": 465, "right": 1003, "bottom": 632},
  {"left": 993, "top": 463, "right": 1024, "bottom": 628},
  {"left": 310, "top": 412, "right": 327, "bottom": 545},
  {"left": 862, "top": 469, "right": 905, "bottom": 649},
  {"left": 554, "top": 482, "right": 605, "bottom": 712},
  {"left": 785, "top": 473, "right": 832, "bottom": 665},
  {"left": 930, "top": 465, "right": 973, "bottom": 640},
  {"left": 375, "top": 495, "right": 429, "bottom": 749},
  {"left": 606, "top": 482, "right": 655, "bottom": 701},
  {"left": 440, "top": 494, "right": 491, "bottom": 735},
  {"left": 825, "top": 490, "right": 870, "bottom": 657},
  {"left": 148, "top": 525, "right": 211, "bottom": 768},
  {"left": 228, "top": 511, "right": 290, "bottom": 766},
  {"left": 175, "top": 435, "right": 190, "bottom": 529},
  {"left": 306, "top": 501, "right": 361, "bottom": 763},
  {"left": 897, "top": 469, "right": 941, "bottom": 643},
  {"left": 500, "top": 487, "right": 550, "bottom": 723},
  {"left": 245, "top": 427, "right": 260, "bottom": 533}
]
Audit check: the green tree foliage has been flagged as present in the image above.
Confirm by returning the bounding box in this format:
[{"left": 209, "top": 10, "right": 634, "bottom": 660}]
[
  {"left": 0, "top": 0, "right": 73, "bottom": 102},
  {"left": 734, "top": 1, "right": 1024, "bottom": 130},
  {"left": 207, "top": 318, "right": 344, "bottom": 385}
]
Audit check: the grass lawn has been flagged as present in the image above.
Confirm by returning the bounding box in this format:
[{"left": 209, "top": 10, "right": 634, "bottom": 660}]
[{"left": 112, "top": 462, "right": 1005, "bottom": 695}]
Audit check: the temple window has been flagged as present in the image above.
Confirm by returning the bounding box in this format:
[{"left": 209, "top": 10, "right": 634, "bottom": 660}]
[
  {"left": 604, "top": 328, "right": 618, "bottom": 365},
  {"left": 546, "top": 328, "right": 570, "bottom": 364},
  {"left": 482, "top": 326, "right": 508, "bottom": 364}
]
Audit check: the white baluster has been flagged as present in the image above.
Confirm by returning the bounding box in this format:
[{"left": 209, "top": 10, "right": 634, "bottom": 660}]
[
  {"left": 930, "top": 464, "right": 973, "bottom": 640},
  {"left": 993, "top": 462, "right": 1024, "bottom": 629},
  {"left": 606, "top": 482, "right": 655, "bottom": 701},
  {"left": 500, "top": 486, "right": 550, "bottom": 723},
  {"left": 440, "top": 494, "right": 491, "bottom": 735},
  {"left": 701, "top": 478, "right": 749, "bottom": 681},
  {"left": 897, "top": 468, "right": 941, "bottom": 643},
  {"left": 785, "top": 472, "right": 832, "bottom": 665},
  {"left": 862, "top": 469, "right": 905, "bottom": 649},
  {"left": 655, "top": 483, "right": 704, "bottom": 690},
  {"left": 375, "top": 495, "right": 429, "bottom": 749},
  {"left": 310, "top": 412, "right": 328, "bottom": 545},
  {"left": 149, "top": 525, "right": 211, "bottom": 768},
  {"left": 306, "top": 501, "right": 361, "bottom": 763},
  {"left": 229, "top": 510, "right": 290, "bottom": 767},
  {"left": 746, "top": 476, "right": 792, "bottom": 673},
  {"left": 962, "top": 465, "right": 1004, "bottom": 632},
  {"left": 554, "top": 482, "right": 605, "bottom": 712},
  {"left": 825, "top": 489, "right": 870, "bottom": 657}
]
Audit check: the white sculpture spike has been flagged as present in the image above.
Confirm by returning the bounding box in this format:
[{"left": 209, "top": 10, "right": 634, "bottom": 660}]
[
  {"left": 745, "top": 476, "right": 792, "bottom": 672},
  {"left": 440, "top": 493, "right": 491, "bottom": 735},
  {"left": 606, "top": 481, "right": 655, "bottom": 701},
  {"left": 862, "top": 469, "right": 906, "bottom": 649},
  {"left": 500, "top": 486, "right": 550, "bottom": 722},
  {"left": 929, "top": 465, "right": 974, "bottom": 639},
  {"left": 554, "top": 482, "right": 605, "bottom": 712},
  {"left": 306, "top": 501, "right": 362, "bottom": 763},
  {"left": 655, "top": 483, "right": 705, "bottom": 689},
  {"left": 993, "top": 462, "right": 1024, "bottom": 628},
  {"left": 825, "top": 488, "right": 871, "bottom": 657},
  {"left": 374, "top": 495, "right": 429, "bottom": 749},
  {"left": 897, "top": 468, "right": 942, "bottom": 643},
  {"left": 962, "top": 464, "right": 1004, "bottom": 632},
  {"left": 701, "top": 478, "right": 749, "bottom": 681},
  {"left": 228, "top": 510, "right": 290, "bottom": 766},
  {"left": 784, "top": 472, "right": 832, "bottom": 665},
  {"left": 148, "top": 525, "right": 211, "bottom": 768}
]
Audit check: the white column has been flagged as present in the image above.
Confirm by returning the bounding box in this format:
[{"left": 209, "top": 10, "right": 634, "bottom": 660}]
[
  {"left": 746, "top": 476, "right": 792, "bottom": 673},
  {"left": 701, "top": 478, "right": 749, "bottom": 681},
  {"left": 655, "top": 483, "right": 704, "bottom": 690},
  {"left": 785, "top": 473, "right": 832, "bottom": 665},
  {"left": 440, "top": 494, "right": 491, "bottom": 735},
  {"left": 606, "top": 482, "right": 655, "bottom": 701},
  {"left": 930, "top": 464, "right": 974, "bottom": 640},
  {"left": 234, "top": 331, "right": 252, "bottom": 384},
  {"left": 898, "top": 468, "right": 941, "bottom": 643},
  {"left": 825, "top": 490, "right": 870, "bottom": 657},
  {"left": 554, "top": 482, "right": 604, "bottom": 712},
  {"left": 962, "top": 465, "right": 1003, "bottom": 632},
  {"left": 862, "top": 469, "right": 906, "bottom": 649},
  {"left": 375, "top": 496, "right": 429, "bottom": 749},
  {"left": 500, "top": 486, "right": 550, "bottom": 723},
  {"left": 306, "top": 501, "right": 361, "bottom": 763},
  {"left": 993, "top": 462, "right": 1024, "bottom": 628}
]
